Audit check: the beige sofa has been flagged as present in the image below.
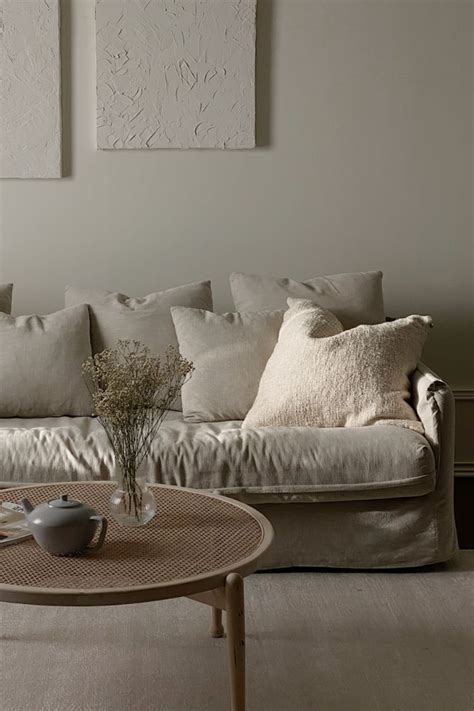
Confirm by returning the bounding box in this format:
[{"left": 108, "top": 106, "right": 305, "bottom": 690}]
[{"left": 0, "top": 362, "right": 457, "bottom": 569}]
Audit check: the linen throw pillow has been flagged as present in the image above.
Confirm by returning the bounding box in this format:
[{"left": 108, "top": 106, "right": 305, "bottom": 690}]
[
  {"left": 171, "top": 307, "right": 284, "bottom": 422},
  {"left": 243, "top": 299, "right": 431, "bottom": 432},
  {"left": 230, "top": 270, "right": 384, "bottom": 328},
  {"left": 0, "top": 305, "right": 93, "bottom": 417},
  {"left": 65, "top": 281, "right": 213, "bottom": 410},
  {"left": 0, "top": 284, "right": 13, "bottom": 314}
]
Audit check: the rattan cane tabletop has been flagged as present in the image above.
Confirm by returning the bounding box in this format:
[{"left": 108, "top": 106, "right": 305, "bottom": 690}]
[{"left": 0, "top": 482, "right": 273, "bottom": 606}]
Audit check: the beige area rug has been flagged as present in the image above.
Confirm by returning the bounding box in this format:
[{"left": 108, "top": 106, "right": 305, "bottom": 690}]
[{"left": 1, "top": 552, "right": 473, "bottom": 711}]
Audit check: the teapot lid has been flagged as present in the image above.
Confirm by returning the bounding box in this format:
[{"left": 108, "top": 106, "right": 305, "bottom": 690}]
[{"left": 48, "top": 494, "right": 82, "bottom": 509}]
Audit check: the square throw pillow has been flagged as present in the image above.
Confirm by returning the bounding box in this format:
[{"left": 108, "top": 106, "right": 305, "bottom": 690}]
[
  {"left": 171, "top": 307, "right": 284, "bottom": 422},
  {"left": 243, "top": 299, "right": 431, "bottom": 432},
  {"left": 65, "top": 281, "right": 213, "bottom": 410},
  {"left": 230, "top": 270, "right": 384, "bottom": 329},
  {"left": 0, "top": 305, "right": 93, "bottom": 417},
  {"left": 0, "top": 284, "right": 13, "bottom": 314}
]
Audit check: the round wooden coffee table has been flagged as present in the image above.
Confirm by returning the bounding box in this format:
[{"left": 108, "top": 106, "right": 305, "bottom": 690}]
[{"left": 0, "top": 482, "right": 273, "bottom": 711}]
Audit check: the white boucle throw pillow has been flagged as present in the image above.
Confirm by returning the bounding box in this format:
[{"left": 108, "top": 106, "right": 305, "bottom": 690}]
[
  {"left": 243, "top": 299, "right": 432, "bottom": 432},
  {"left": 171, "top": 307, "right": 284, "bottom": 422}
]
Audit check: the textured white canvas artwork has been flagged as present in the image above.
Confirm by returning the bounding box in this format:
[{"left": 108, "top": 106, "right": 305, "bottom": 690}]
[
  {"left": 96, "top": 0, "right": 256, "bottom": 149},
  {"left": 0, "top": 0, "right": 62, "bottom": 178}
]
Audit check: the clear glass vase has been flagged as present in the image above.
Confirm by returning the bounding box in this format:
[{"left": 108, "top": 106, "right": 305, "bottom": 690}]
[{"left": 110, "top": 464, "right": 156, "bottom": 528}]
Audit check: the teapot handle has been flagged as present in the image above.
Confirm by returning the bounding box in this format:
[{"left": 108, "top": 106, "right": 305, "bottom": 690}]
[{"left": 87, "top": 515, "right": 108, "bottom": 551}]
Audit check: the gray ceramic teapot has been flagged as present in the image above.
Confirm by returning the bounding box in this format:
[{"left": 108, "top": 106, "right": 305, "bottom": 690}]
[{"left": 21, "top": 494, "right": 107, "bottom": 556}]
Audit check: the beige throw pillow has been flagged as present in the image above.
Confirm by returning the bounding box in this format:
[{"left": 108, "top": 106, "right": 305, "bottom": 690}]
[
  {"left": 65, "top": 281, "right": 213, "bottom": 410},
  {"left": 0, "top": 284, "right": 13, "bottom": 314},
  {"left": 0, "top": 305, "right": 93, "bottom": 417},
  {"left": 230, "top": 270, "right": 384, "bottom": 328},
  {"left": 171, "top": 307, "right": 284, "bottom": 422},
  {"left": 243, "top": 299, "right": 431, "bottom": 432}
]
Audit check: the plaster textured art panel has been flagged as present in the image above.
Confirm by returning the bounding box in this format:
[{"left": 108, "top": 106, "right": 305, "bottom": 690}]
[
  {"left": 96, "top": 0, "right": 256, "bottom": 149},
  {"left": 0, "top": 0, "right": 62, "bottom": 178}
]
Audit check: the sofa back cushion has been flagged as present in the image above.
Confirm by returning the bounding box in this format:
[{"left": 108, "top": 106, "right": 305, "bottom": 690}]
[
  {"left": 230, "top": 270, "right": 384, "bottom": 329},
  {"left": 65, "top": 281, "right": 213, "bottom": 410},
  {"left": 0, "top": 284, "right": 13, "bottom": 314},
  {"left": 0, "top": 305, "right": 92, "bottom": 417},
  {"left": 243, "top": 298, "right": 431, "bottom": 432},
  {"left": 171, "top": 306, "right": 284, "bottom": 421}
]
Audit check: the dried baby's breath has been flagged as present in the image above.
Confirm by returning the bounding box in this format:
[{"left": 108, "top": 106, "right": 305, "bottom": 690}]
[{"left": 83, "top": 340, "right": 193, "bottom": 516}]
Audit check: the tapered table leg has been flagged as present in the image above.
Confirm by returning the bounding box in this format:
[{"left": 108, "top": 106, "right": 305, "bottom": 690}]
[
  {"left": 210, "top": 606, "right": 224, "bottom": 638},
  {"left": 225, "top": 573, "right": 245, "bottom": 711}
]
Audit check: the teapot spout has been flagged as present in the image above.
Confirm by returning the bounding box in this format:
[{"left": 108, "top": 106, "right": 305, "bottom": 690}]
[{"left": 21, "top": 498, "right": 34, "bottom": 515}]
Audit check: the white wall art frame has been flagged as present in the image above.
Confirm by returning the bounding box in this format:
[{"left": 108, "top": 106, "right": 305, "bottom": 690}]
[
  {"left": 96, "top": 0, "right": 256, "bottom": 150},
  {"left": 0, "top": 0, "right": 62, "bottom": 178}
]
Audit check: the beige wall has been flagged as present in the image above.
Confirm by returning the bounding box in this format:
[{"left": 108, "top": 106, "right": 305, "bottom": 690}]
[{"left": 0, "top": 0, "right": 473, "bottom": 391}]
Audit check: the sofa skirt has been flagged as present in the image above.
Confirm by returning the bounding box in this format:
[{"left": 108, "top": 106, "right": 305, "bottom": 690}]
[{"left": 255, "top": 491, "right": 458, "bottom": 570}]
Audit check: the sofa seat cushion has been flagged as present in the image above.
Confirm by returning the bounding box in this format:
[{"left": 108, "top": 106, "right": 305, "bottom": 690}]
[{"left": 0, "top": 413, "right": 436, "bottom": 503}]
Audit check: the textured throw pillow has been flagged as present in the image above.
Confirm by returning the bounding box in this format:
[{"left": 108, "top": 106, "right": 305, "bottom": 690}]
[
  {"left": 65, "top": 281, "right": 213, "bottom": 410},
  {"left": 0, "top": 305, "right": 93, "bottom": 417},
  {"left": 171, "top": 307, "right": 284, "bottom": 422},
  {"left": 243, "top": 299, "right": 431, "bottom": 432},
  {"left": 0, "top": 284, "right": 13, "bottom": 314},
  {"left": 230, "top": 270, "right": 384, "bottom": 328}
]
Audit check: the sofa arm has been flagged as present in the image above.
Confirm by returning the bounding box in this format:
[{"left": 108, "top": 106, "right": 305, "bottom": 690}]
[
  {"left": 412, "top": 362, "right": 455, "bottom": 475},
  {"left": 411, "top": 363, "right": 458, "bottom": 559}
]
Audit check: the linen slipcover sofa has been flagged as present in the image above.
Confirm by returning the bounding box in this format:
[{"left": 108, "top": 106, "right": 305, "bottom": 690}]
[{"left": 0, "top": 362, "right": 457, "bottom": 569}]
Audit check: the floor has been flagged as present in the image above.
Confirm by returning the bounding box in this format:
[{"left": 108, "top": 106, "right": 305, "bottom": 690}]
[{"left": 1, "top": 552, "right": 473, "bottom": 711}]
